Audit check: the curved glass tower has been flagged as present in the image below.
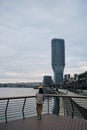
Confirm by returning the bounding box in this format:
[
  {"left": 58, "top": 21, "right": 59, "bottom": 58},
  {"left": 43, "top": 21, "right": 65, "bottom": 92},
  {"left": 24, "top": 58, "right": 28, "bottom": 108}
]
[{"left": 51, "top": 38, "right": 65, "bottom": 84}]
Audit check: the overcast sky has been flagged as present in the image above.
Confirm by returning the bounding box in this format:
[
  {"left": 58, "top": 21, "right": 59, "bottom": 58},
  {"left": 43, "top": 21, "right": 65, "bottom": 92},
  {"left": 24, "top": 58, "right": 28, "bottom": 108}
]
[{"left": 0, "top": 0, "right": 87, "bottom": 83}]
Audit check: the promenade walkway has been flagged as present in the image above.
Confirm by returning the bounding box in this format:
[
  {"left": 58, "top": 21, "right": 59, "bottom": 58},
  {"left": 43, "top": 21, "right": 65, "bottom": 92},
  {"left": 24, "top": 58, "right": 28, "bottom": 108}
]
[{"left": 0, "top": 114, "right": 87, "bottom": 130}]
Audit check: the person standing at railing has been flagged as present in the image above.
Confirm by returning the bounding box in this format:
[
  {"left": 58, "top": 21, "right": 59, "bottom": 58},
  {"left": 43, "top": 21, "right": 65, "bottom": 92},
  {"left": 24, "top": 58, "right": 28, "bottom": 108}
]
[{"left": 36, "top": 86, "right": 44, "bottom": 120}]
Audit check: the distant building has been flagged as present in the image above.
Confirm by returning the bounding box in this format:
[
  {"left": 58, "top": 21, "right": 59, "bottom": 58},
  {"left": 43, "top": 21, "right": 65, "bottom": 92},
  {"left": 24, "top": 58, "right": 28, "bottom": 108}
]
[
  {"left": 78, "top": 71, "right": 87, "bottom": 80},
  {"left": 64, "top": 74, "right": 70, "bottom": 81},
  {"left": 43, "top": 75, "right": 53, "bottom": 87},
  {"left": 78, "top": 71, "right": 87, "bottom": 89},
  {"left": 74, "top": 74, "right": 78, "bottom": 80}
]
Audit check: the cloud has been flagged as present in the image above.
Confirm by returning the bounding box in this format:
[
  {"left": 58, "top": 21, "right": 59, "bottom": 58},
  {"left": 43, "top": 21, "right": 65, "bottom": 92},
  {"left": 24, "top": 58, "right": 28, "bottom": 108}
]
[{"left": 0, "top": 0, "right": 87, "bottom": 82}]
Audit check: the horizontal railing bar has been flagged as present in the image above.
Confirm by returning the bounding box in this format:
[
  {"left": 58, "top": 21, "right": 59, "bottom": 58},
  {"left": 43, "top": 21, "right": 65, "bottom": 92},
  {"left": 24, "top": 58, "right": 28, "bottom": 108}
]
[
  {"left": 7, "top": 105, "right": 23, "bottom": 108},
  {"left": 7, "top": 112, "right": 22, "bottom": 115},
  {"left": 8, "top": 101, "right": 24, "bottom": 103},
  {"left": 0, "top": 106, "right": 7, "bottom": 108},
  {"left": 0, "top": 94, "right": 87, "bottom": 100},
  {"left": 24, "top": 111, "right": 36, "bottom": 114},
  {"left": 0, "top": 117, "right": 5, "bottom": 119},
  {"left": 6, "top": 109, "right": 22, "bottom": 112},
  {"left": 0, "top": 96, "right": 35, "bottom": 100},
  {"left": 24, "top": 109, "right": 36, "bottom": 112},
  {"left": 8, "top": 104, "right": 23, "bottom": 107},
  {"left": 7, "top": 114, "right": 23, "bottom": 117},
  {"left": 7, "top": 106, "right": 23, "bottom": 109},
  {"left": 44, "top": 94, "right": 87, "bottom": 99}
]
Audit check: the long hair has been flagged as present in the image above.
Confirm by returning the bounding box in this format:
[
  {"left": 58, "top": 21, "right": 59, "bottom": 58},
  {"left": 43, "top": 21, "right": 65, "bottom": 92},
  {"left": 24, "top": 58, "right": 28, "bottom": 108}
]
[{"left": 39, "top": 88, "right": 44, "bottom": 94}]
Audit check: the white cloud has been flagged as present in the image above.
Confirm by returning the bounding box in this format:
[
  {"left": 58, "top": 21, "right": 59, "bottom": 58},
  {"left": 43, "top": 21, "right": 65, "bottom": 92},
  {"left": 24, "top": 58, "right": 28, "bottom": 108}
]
[{"left": 0, "top": 0, "right": 87, "bottom": 82}]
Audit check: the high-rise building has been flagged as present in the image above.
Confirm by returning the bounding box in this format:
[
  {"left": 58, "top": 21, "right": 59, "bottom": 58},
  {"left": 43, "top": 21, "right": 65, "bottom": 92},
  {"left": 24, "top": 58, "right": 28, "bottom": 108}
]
[{"left": 51, "top": 38, "right": 65, "bottom": 84}]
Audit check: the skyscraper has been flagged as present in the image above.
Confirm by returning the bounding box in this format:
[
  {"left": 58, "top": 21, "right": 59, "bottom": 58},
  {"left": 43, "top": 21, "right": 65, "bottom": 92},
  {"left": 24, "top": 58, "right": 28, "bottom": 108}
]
[{"left": 51, "top": 38, "right": 65, "bottom": 84}]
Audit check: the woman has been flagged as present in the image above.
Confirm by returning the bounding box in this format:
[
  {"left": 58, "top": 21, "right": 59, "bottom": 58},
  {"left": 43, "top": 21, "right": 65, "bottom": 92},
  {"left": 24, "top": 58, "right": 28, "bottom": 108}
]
[{"left": 36, "top": 86, "right": 44, "bottom": 120}]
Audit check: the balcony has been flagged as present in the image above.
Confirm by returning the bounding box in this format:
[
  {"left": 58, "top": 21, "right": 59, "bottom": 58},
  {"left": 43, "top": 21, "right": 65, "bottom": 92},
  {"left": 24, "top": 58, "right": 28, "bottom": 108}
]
[{"left": 0, "top": 94, "right": 87, "bottom": 130}]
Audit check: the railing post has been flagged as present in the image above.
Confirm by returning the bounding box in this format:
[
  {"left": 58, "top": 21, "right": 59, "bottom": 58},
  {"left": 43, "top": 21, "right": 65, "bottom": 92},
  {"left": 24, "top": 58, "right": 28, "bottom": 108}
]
[
  {"left": 63, "top": 99, "right": 66, "bottom": 116},
  {"left": 48, "top": 97, "right": 49, "bottom": 114},
  {"left": 22, "top": 97, "right": 26, "bottom": 119},
  {"left": 5, "top": 99, "right": 9, "bottom": 123},
  {"left": 56, "top": 97, "right": 60, "bottom": 116},
  {"left": 71, "top": 98, "right": 74, "bottom": 118}
]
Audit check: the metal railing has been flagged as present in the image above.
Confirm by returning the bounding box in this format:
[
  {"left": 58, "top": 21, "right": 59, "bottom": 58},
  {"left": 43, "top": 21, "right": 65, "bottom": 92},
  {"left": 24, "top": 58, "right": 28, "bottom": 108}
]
[{"left": 0, "top": 95, "right": 87, "bottom": 123}]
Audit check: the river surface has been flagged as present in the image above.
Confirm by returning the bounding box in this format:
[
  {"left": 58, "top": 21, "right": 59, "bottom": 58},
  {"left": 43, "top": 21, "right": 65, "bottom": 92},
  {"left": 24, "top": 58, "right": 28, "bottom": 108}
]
[{"left": 0, "top": 88, "right": 37, "bottom": 98}]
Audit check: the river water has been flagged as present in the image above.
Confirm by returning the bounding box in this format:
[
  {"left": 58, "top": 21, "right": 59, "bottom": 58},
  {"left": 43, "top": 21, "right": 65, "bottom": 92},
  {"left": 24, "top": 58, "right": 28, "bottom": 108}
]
[{"left": 0, "top": 88, "right": 38, "bottom": 98}]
